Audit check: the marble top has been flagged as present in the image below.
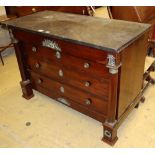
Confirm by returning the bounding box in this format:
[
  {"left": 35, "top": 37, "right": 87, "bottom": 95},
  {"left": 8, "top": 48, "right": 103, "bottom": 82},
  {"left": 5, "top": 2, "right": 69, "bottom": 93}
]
[{"left": 1, "top": 11, "right": 151, "bottom": 52}]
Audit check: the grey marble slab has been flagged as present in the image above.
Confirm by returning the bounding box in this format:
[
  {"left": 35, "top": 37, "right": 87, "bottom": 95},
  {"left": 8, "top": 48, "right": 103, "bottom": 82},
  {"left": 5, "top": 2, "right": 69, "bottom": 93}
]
[{"left": 1, "top": 11, "right": 151, "bottom": 52}]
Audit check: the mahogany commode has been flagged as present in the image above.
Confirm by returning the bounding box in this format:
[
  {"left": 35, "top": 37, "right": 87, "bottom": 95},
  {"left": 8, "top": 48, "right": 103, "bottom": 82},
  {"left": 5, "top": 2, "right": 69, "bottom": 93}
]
[{"left": 1, "top": 11, "right": 150, "bottom": 146}]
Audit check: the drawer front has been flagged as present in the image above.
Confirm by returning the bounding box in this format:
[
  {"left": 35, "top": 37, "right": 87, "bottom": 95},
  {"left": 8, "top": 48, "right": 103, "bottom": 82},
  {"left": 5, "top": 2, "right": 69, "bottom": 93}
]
[
  {"left": 24, "top": 43, "right": 110, "bottom": 77},
  {"left": 30, "top": 71, "right": 108, "bottom": 115},
  {"left": 26, "top": 55, "right": 110, "bottom": 98},
  {"left": 13, "top": 29, "right": 110, "bottom": 64},
  {"left": 34, "top": 86, "right": 106, "bottom": 122},
  {"left": 16, "top": 6, "right": 49, "bottom": 17}
]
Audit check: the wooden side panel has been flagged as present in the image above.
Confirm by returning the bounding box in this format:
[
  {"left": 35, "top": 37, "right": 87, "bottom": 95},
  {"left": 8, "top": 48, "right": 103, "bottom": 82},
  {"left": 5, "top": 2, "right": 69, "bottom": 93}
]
[
  {"left": 12, "top": 29, "right": 119, "bottom": 123},
  {"left": 117, "top": 33, "right": 149, "bottom": 118},
  {"left": 47, "top": 6, "right": 89, "bottom": 15}
]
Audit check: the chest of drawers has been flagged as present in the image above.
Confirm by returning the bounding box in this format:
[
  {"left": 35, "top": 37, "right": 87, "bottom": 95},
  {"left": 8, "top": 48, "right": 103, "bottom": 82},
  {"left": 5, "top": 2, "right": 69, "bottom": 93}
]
[{"left": 1, "top": 11, "right": 150, "bottom": 145}]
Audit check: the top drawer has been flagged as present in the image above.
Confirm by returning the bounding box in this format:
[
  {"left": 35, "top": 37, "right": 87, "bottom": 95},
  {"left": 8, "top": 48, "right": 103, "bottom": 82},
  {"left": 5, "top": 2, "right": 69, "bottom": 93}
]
[{"left": 13, "top": 29, "right": 111, "bottom": 65}]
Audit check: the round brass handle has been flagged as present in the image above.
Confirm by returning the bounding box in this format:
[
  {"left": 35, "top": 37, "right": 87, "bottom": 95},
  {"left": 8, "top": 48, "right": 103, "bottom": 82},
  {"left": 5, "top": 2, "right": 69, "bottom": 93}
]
[
  {"left": 60, "top": 86, "right": 65, "bottom": 93},
  {"left": 58, "top": 69, "right": 63, "bottom": 77},
  {"left": 85, "top": 99, "right": 91, "bottom": 105},
  {"left": 84, "top": 63, "right": 90, "bottom": 69},
  {"left": 37, "top": 79, "right": 42, "bottom": 84},
  {"left": 56, "top": 51, "right": 61, "bottom": 59},
  {"left": 32, "top": 46, "right": 37, "bottom": 52},
  {"left": 35, "top": 63, "right": 40, "bottom": 69},
  {"left": 85, "top": 81, "right": 91, "bottom": 87},
  {"left": 32, "top": 8, "right": 36, "bottom": 12}
]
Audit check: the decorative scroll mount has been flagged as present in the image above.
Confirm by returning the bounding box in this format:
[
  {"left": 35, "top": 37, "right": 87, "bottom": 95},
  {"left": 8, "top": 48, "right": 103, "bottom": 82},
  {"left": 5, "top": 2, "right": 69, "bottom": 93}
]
[
  {"left": 106, "top": 54, "right": 122, "bottom": 74},
  {"left": 42, "top": 39, "right": 61, "bottom": 51}
]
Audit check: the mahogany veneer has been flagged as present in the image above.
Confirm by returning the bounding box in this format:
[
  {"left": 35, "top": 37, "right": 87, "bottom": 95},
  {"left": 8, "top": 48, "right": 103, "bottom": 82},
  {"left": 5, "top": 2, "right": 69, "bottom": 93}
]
[{"left": 5, "top": 6, "right": 90, "bottom": 17}]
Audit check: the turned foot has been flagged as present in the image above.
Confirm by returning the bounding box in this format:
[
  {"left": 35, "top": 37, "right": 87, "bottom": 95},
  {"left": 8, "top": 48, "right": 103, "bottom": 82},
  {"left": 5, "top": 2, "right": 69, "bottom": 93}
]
[
  {"left": 150, "top": 78, "right": 155, "bottom": 84},
  {"left": 135, "top": 102, "right": 140, "bottom": 109},
  {"left": 20, "top": 80, "right": 34, "bottom": 100},
  {"left": 153, "top": 47, "right": 155, "bottom": 58},
  {"left": 102, "top": 122, "right": 118, "bottom": 146},
  {"left": 135, "top": 96, "right": 146, "bottom": 108}
]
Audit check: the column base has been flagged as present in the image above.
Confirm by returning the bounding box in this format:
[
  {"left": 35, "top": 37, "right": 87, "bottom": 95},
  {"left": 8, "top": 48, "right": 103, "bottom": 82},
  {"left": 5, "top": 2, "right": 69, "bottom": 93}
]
[
  {"left": 20, "top": 80, "right": 34, "bottom": 100},
  {"left": 102, "top": 121, "right": 118, "bottom": 146}
]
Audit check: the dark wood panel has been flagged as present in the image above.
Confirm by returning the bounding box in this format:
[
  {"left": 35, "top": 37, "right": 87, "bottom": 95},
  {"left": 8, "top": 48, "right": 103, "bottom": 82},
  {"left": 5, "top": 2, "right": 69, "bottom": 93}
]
[
  {"left": 47, "top": 6, "right": 89, "bottom": 15},
  {"left": 5, "top": 6, "right": 89, "bottom": 17},
  {"left": 13, "top": 29, "right": 111, "bottom": 64}
]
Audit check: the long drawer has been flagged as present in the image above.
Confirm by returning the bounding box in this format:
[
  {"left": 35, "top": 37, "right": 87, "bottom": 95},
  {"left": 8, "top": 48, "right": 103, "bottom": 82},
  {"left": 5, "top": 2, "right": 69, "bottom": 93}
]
[
  {"left": 13, "top": 29, "right": 111, "bottom": 64},
  {"left": 34, "top": 85, "right": 106, "bottom": 122},
  {"left": 24, "top": 43, "right": 110, "bottom": 78},
  {"left": 15, "top": 6, "right": 49, "bottom": 17},
  {"left": 26, "top": 56, "right": 110, "bottom": 98},
  {"left": 30, "top": 71, "right": 108, "bottom": 115}
]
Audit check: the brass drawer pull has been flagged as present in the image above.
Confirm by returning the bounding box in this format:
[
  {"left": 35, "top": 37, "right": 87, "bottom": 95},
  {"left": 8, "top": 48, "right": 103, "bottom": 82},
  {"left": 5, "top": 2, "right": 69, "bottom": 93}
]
[
  {"left": 32, "top": 8, "right": 36, "bottom": 12},
  {"left": 60, "top": 86, "right": 65, "bottom": 93},
  {"left": 59, "top": 69, "right": 63, "bottom": 77},
  {"left": 56, "top": 51, "right": 61, "bottom": 59},
  {"left": 32, "top": 46, "right": 37, "bottom": 52},
  {"left": 37, "top": 79, "right": 42, "bottom": 84},
  {"left": 85, "top": 99, "right": 91, "bottom": 105},
  {"left": 84, "top": 62, "right": 90, "bottom": 68},
  {"left": 85, "top": 81, "right": 91, "bottom": 87},
  {"left": 35, "top": 63, "right": 40, "bottom": 69}
]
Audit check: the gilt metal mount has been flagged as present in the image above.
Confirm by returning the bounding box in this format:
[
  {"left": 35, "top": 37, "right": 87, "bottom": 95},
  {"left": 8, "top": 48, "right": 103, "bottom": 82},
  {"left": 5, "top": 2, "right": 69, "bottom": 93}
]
[
  {"left": 42, "top": 39, "right": 61, "bottom": 51},
  {"left": 106, "top": 54, "right": 122, "bottom": 74}
]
